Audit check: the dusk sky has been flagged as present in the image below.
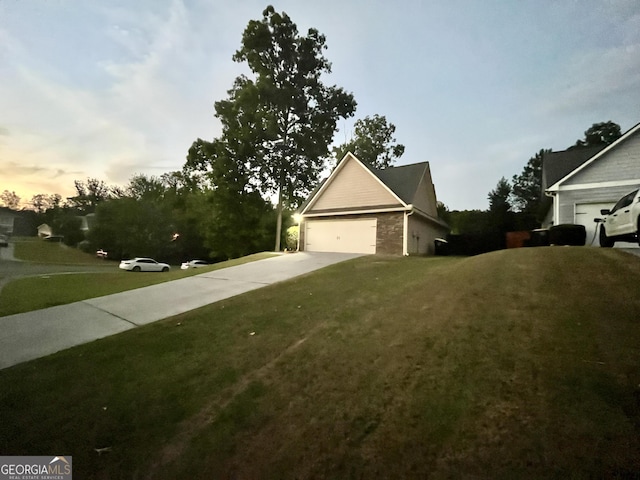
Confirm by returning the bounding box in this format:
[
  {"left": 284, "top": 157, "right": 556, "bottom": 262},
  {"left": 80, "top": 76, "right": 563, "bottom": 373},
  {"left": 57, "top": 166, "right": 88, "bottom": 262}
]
[{"left": 1, "top": 0, "right": 639, "bottom": 210}]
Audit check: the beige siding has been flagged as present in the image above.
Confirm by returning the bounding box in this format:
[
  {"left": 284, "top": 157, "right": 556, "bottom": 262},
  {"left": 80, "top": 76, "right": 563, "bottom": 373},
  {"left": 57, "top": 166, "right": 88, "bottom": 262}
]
[
  {"left": 408, "top": 215, "right": 448, "bottom": 255},
  {"left": 308, "top": 156, "right": 401, "bottom": 212}
]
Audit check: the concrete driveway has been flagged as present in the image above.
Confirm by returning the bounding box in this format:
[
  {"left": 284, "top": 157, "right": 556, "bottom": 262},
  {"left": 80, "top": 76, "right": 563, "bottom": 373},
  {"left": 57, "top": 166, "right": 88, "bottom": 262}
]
[{"left": 0, "top": 252, "right": 363, "bottom": 369}]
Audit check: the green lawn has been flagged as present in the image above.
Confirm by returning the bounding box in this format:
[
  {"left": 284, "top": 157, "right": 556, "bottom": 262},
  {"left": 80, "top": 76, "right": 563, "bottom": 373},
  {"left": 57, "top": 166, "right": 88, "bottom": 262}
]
[
  {"left": 12, "top": 237, "right": 111, "bottom": 265},
  {"left": 0, "top": 252, "right": 277, "bottom": 316},
  {"left": 1, "top": 248, "right": 639, "bottom": 478}
]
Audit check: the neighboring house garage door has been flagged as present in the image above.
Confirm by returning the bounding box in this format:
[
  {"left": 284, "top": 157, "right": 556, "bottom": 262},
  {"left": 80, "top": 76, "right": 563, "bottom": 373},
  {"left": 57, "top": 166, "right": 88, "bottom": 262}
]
[
  {"left": 574, "top": 203, "right": 614, "bottom": 246},
  {"left": 305, "top": 218, "right": 377, "bottom": 254}
]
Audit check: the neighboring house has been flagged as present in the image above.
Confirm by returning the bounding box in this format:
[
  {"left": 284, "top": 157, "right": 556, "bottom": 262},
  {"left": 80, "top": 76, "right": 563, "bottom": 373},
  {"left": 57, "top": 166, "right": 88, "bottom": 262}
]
[
  {"left": 298, "top": 153, "right": 449, "bottom": 255},
  {"left": 38, "top": 223, "right": 53, "bottom": 238},
  {"left": 543, "top": 121, "right": 640, "bottom": 245},
  {"left": 0, "top": 207, "right": 18, "bottom": 235},
  {"left": 78, "top": 213, "right": 96, "bottom": 233},
  {"left": 0, "top": 207, "right": 36, "bottom": 236}
]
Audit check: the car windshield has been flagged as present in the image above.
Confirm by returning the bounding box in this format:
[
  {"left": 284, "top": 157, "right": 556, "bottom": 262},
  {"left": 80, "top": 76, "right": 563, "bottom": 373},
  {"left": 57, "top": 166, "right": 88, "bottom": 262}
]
[{"left": 611, "top": 190, "right": 638, "bottom": 213}]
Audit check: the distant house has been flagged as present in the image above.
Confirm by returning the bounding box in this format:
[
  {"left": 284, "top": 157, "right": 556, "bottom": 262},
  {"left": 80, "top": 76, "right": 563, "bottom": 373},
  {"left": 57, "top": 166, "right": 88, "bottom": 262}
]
[
  {"left": 0, "top": 207, "right": 18, "bottom": 235},
  {"left": 298, "top": 153, "right": 449, "bottom": 255},
  {"left": 0, "top": 207, "right": 36, "bottom": 236},
  {"left": 78, "top": 213, "right": 96, "bottom": 233},
  {"left": 543, "top": 121, "right": 640, "bottom": 245},
  {"left": 38, "top": 223, "right": 53, "bottom": 238}
]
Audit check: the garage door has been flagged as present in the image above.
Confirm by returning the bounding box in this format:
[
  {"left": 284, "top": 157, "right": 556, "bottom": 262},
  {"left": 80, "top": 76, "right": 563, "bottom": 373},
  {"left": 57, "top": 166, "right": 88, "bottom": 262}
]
[
  {"left": 574, "top": 203, "right": 613, "bottom": 246},
  {"left": 305, "top": 219, "right": 377, "bottom": 254}
]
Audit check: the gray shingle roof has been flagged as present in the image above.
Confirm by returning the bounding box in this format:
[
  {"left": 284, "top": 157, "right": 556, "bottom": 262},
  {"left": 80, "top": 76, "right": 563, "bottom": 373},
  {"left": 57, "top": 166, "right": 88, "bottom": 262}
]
[
  {"left": 370, "top": 162, "right": 430, "bottom": 204},
  {"left": 542, "top": 145, "right": 606, "bottom": 191}
]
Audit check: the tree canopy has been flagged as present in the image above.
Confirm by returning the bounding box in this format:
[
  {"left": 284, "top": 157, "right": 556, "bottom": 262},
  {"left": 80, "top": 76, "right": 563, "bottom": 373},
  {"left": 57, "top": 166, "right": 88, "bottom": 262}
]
[
  {"left": 510, "top": 149, "right": 550, "bottom": 215},
  {"left": 206, "top": 5, "right": 357, "bottom": 250},
  {"left": 67, "top": 178, "right": 117, "bottom": 213},
  {"left": 488, "top": 177, "right": 512, "bottom": 215},
  {"left": 1, "top": 190, "right": 21, "bottom": 209},
  {"left": 573, "top": 121, "right": 622, "bottom": 148},
  {"left": 333, "top": 114, "right": 405, "bottom": 169}
]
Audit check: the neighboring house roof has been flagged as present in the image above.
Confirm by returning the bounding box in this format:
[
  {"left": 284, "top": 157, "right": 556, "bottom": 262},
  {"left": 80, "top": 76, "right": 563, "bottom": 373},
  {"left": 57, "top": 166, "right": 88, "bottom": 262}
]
[
  {"left": 0, "top": 207, "right": 19, "bottom": 220},
  {"left": 542, "top": 145, "right": 606, "bottom": 192},
  {"left": 546, "top": 121, "right": 640, "bottom": 192}
]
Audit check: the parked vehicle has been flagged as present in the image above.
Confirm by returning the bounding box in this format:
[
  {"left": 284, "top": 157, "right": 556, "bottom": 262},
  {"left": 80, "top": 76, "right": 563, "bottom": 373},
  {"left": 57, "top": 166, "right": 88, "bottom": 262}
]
[
  {"left": 599, "top": 188, "right": 640, "bottom": 247},
  {"left": 119, "top": 257, "right": 170, "bottom": 272},
  {"left": 180, "top": 260, "right": 209, "bottom": 270},
  {"left": 96, "top": 249, "right": 108, "bottom": 259},
  {"left": 0, "top": 235, "right": 8, "bottom": 247}
]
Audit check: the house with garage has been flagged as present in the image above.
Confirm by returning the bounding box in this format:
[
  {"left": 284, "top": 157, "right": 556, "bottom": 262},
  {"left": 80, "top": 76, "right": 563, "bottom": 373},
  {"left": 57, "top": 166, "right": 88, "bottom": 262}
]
[
  {"left": 298, "top": 153, "right": 449, "bottom": 255},
  {"left": 543, "top": 121, "right": 640, "bottom": 245}
]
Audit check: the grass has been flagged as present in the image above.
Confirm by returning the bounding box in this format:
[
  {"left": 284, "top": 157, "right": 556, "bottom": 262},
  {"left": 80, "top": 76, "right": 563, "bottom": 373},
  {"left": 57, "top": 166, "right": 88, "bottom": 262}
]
[
  {"left": 0, "top": 252, "right": 277, "bottom": 316},
  {"left": 12, "top": 237, "right": 111, "bottom": 265},
  {"left": 1, "top": 247, "right": 639, "bottom": 478}
]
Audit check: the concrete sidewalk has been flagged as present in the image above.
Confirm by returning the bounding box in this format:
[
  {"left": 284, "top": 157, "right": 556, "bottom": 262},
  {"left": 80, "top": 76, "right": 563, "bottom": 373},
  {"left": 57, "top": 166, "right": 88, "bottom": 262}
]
[{"left": 0, "top": 252, "right": 362, "bottom": 369}]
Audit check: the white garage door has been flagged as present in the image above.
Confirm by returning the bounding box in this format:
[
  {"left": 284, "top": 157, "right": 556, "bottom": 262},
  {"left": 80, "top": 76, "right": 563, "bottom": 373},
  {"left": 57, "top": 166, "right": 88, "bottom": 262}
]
[
  {"left": 305, "top": 219, "right": 377, "bottom": 254},
  {"left": 574, "top": 203, "right": 613, "bottom": 246}
]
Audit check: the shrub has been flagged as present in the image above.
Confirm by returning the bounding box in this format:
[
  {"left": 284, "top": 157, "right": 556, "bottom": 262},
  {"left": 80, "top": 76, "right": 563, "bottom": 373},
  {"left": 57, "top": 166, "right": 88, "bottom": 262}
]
[{"left": 285, "top": 226, "right": 299, "bottom": 251}]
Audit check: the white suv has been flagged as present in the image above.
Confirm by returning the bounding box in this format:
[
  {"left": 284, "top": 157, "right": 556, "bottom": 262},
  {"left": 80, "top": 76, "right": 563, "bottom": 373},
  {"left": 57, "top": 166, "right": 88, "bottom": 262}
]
[{"left": 599, "top": 188, "right": 640, "bottom": 247}]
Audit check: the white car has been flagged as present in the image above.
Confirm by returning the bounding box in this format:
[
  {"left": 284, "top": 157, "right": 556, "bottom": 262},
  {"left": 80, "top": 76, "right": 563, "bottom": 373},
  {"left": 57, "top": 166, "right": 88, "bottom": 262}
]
[
  {"left": 119, "top": 257, "right": 170, "bottom": 272},
  {"left": 181, "top": 260, "right": 209, "bottom": 270},
  {"left": 599, "top": 188, "right": 640, "bottom": 247}
]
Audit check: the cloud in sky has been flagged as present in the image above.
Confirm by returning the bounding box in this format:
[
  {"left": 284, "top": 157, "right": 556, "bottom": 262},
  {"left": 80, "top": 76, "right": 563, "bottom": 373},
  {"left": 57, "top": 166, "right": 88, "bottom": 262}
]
[{"left": 1, "top": 0, "right": 639, "bottom": 210}]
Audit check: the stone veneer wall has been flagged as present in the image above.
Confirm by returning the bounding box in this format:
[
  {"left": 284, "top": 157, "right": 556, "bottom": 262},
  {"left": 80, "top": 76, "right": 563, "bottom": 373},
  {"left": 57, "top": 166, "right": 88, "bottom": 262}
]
[
  {"left": 298, "top": 221, "right": 307, "bottom": 251},
  {"left": 375, "top": 212, "right": 404, "bottom": 255}
]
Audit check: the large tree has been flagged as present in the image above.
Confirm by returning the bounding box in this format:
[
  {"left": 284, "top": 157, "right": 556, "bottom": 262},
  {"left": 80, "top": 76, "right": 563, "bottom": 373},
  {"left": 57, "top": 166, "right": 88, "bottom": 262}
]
[
  {"left": 29, "top": 193, "right": 62, "bottom": 214},
  {"left": 333, "top": 114, "right": 405, "bottom": 169},
  {"left": 88, "top": 197, "right": 176, "bottom": 260},
  {"left": 184, "top": 138, "right": 274, "bottom": 259},
  {"left": 213, "top": 6, "right": 357, "bottom": 250},
  {"left": 0, "top": 190, "right": 21, "bottom": 209},
  {"left": 510, "top": 149, "right": 550, "bottom": 215},
  {"left": 574, "top": 121, "right": 622, "bottom": 148},
  {"left": 488, "top": 177, "right": 512, "bottom": 216},
  {"left": 67, "top": 178, "right": 115, "bottom": 213}
]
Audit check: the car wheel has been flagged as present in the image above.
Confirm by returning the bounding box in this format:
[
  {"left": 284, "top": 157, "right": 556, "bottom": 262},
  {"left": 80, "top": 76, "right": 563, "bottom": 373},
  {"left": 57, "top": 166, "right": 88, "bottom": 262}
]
[
  {"left": 599, "top": 225, "right": 614, "bottom": 248},
  {"left": 162, "top": 267, "right": 169, "bottom": 272},
  {"left": 133, "top": 266, "right": 141, "bottom": 272}
]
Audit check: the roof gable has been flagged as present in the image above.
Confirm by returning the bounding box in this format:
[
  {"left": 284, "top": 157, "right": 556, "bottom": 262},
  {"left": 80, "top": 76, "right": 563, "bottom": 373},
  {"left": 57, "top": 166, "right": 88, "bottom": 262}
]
[
  {"left": 372, "top": 162, "right": 439, "bottom": 216},
  {"left": 302, "top": 153, "right": 404, "bottom": 214},
  {"left": 547, "top": 121, "right": 640, "bottom": 191}
]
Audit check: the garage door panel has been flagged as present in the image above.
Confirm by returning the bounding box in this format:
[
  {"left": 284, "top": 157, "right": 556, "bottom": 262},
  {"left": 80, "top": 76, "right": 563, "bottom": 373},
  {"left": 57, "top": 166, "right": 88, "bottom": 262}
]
[
  {"left": 305, "top": 219, "right": 377, "bottom": 254},
  {"left": 574, "top": 203, "right": 613, "bottom": 246}
]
